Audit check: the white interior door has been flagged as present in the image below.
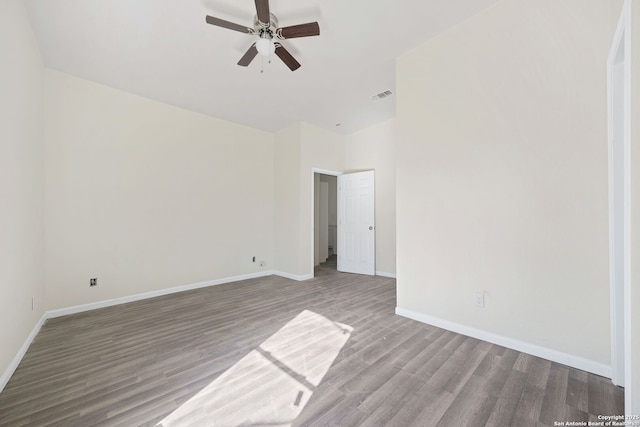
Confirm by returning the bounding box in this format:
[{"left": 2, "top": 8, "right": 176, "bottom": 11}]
[{"left": 338, "top": 170, "right": 375, "bottom": 275}]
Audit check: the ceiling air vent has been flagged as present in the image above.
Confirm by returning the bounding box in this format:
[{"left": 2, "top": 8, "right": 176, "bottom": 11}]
[{"left": 371, "top": 90, "right": 393, "bottom": 101}]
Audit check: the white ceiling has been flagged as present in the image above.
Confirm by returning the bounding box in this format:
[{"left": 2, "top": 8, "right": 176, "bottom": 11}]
[{"left": 24, "top": 0, "right": 498, "bottom": 134}]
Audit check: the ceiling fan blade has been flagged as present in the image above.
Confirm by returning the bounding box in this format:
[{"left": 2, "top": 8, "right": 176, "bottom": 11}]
[
  {"left": 254, "top": 0, "right": 270, "bottom": 24},
  {"left": 275, "top": 44, "right": 301, "bottom": 71},
  {"left": 238, "top": 43, "right": 259, "bottom": 67},
  {"left": 278, "top": 22, "right": 320, "bottom": 39},
  {"left": 205, "top": 15, "right": 252, "bottom": 34}
]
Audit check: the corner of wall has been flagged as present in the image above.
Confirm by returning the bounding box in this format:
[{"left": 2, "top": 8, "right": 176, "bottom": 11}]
[{"left": 0, "top": 0, "right": 46, "bottom": 391}]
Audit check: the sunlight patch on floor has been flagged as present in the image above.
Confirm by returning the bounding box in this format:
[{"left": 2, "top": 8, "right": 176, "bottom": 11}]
[{"left": 158, "top": 310, "right": 352, "bottom": 426}]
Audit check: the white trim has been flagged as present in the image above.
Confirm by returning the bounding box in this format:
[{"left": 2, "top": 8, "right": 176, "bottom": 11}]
[
  {"left": 395, "top": 307, "right": 611, "bottom": 379},
  {"left": 273, "top": 271, "right": 313, "bottom": 281},
  {"left": 312, "top": 168, "right": 342, "bottom": 177},
  {"left": 620, "top": 0, "right": 632, "bottom": 410},
  {"left": 0, "top": 313, "right": 48, "bottom": 392},
  {"left": 311, "top": 168, "right": 342, "bottom": 278},
  {"left": 607, "top": 0, "right": 632, "bottom": 392},
  {"left": 376, "top": 271, "right": 397, "bottom": 279},
  {"left": 607, "top": 23, "right": 624, "bottom": 387}
]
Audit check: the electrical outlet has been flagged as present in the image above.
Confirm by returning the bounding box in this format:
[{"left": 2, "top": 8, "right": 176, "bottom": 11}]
[
  {"left": 90, "top": 278, "right": 97, "bottom": 287},
  {"left": 474, "top": 292, "right": 485, "bottom": 308}
]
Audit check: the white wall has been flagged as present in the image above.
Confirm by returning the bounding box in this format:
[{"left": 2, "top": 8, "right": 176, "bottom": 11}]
[
  {"left": 0, "top": 0, "right": 45, "bottom": 384},
  {"left": 44, "top": 70, "right": 274, "bottom": 310},
  {"left": 346, "top": 118, "right": 397, "bottom": 275},
  {"left": 397, "top": 0, "right": 612, "bottom": 368}
]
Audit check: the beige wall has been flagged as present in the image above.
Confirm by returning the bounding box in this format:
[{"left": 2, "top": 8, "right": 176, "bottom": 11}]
[
  {"left": 397, "top": 0, "right": 611, "bottom": 366},
  {"left": 274, "top": 123, "right": 303, "bottom": 275},
  {"left": 44, "top": 70, "right": 274, "bottom": 310},
  {"left": 0, "top": 0, "right": 45, "bottom": 382},
  {"left": 629, "top": 0, "right": 640, "bottom": 414},
  {"left": 346, "top": 118, "right": 397, "bottom": 275}
]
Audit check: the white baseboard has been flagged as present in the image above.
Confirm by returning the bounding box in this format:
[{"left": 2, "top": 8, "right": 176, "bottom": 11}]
[
  {"left": 395, "top": 307, "right": 611, "bottom": 379},
  {"left": 0, "top": 270, "right": 278, "bottom": 392},
  {"left": 47, "top": 270, "right": 276, "bottom": 319},
  {"left": 0, "top": 313, "right": 47, "bottom": 393},
  {"left": 376, "top": 271, "right": 397, "bottom": 279},
  {"left": 273, "top": 271, "right": 313, "bottom": 281}
]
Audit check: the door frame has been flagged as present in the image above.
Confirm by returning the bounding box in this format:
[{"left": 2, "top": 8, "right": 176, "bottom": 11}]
[
  {"left": 310, "top": 168, "right": 342, "bottom": 277},
  {"left": 607, "top": 0, "right": 631, "bottom": 392}
]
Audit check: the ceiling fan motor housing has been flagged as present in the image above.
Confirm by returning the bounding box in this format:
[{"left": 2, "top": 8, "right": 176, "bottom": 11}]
[{"left": 255, "top": 13, "right": 279, "bottom": 40}]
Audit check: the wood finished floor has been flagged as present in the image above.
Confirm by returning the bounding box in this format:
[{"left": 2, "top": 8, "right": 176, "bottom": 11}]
[{"left": 0, "top": 257, "right": 624, "bottom": 426}]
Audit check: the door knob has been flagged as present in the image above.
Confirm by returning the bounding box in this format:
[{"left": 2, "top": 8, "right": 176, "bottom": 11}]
[{"left": 369, "top": 226, "right": 373, "bottom": 230}]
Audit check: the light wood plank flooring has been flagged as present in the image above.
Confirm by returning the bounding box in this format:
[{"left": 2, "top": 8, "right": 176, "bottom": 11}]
[{"left": 0, "top": 258, "right": 624, "bottom": 426}]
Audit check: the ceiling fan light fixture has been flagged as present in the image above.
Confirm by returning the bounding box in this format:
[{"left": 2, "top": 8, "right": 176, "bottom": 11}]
[{"left": 256, "top": 37, "right": 275, "bottom": 57}]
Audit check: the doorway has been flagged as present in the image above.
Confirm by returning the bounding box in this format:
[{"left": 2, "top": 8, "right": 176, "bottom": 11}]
[{"left": 313, "top": 172, "right": 338, "bottom": 273}]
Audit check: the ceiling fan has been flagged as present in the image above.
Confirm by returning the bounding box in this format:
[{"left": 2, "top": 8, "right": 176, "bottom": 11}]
[{"left": 205, "top": 0, "right": 320, "bottom": 71}]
